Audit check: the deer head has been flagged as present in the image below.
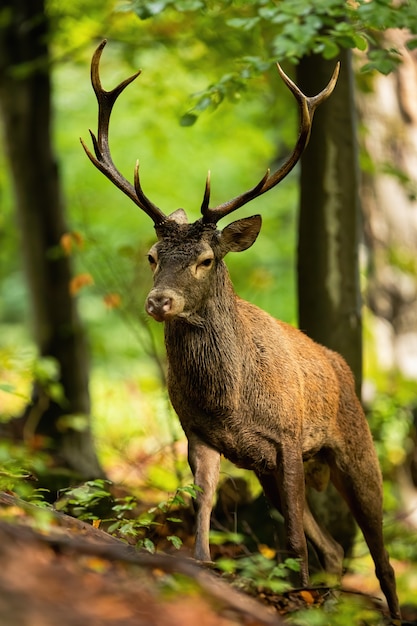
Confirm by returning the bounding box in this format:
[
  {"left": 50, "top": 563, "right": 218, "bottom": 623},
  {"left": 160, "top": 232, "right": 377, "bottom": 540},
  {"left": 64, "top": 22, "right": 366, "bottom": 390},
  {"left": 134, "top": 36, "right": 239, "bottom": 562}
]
[{"left": 81, "top": 40, "right": 339, "bottom": 323}]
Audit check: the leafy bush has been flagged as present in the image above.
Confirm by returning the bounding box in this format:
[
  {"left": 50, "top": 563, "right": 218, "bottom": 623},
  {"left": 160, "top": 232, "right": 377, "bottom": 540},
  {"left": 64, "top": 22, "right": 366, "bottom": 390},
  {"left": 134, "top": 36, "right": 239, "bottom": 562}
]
[{"left": 57, "top": 479, "right": 201, "bottom": 553}]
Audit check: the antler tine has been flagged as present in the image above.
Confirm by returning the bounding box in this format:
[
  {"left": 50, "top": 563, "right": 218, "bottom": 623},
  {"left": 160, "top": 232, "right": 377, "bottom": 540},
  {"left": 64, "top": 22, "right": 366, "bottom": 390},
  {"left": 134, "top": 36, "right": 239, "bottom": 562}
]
[
  {"left": 200, "top": 170, "right": 211, "bottom": 214},
  {"left": 201, "top": 62, "right": 340, "bottom": 224},
  {"left": 80, "top": 39, "right": 167, "bottom": 225}
]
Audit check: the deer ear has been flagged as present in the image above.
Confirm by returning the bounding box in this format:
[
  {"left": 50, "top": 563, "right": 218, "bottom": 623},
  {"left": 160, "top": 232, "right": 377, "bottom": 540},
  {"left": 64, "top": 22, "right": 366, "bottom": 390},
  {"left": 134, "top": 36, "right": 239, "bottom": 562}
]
[
  {"left": 168, "top": 208, "right": 188, "bottom": 224},
  {"left": 220, "top": 215, "right": 262, "bottom": 254}
]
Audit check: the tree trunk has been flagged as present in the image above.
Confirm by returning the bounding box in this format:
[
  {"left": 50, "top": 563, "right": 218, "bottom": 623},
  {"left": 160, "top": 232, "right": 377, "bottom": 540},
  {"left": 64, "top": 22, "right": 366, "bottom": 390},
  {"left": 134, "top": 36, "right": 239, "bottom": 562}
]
[
  {"left": 296, "top": 50, "right": 361, "bottom": 554},
  {"left": 0, "top": 0, "right": 103, "bottom": 480},
  {"left": 296, "top": 50, "right": 362, "bottom": 395}
]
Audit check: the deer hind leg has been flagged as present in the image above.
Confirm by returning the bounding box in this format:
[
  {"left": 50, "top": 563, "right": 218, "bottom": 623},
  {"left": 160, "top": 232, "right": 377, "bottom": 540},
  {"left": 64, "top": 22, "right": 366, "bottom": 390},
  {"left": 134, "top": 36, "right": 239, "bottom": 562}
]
[
  {"left": 303, "top": 500, "right": 344, "bottom": 578},
  {"left": 331, "top": 458, "right": 400, "bottom": 620},
  {"left": 259, "top": 471, "right": 343, "bottom": 577},
  {"left": 188, "top": 434, "right": 221, "bottom": 563}
]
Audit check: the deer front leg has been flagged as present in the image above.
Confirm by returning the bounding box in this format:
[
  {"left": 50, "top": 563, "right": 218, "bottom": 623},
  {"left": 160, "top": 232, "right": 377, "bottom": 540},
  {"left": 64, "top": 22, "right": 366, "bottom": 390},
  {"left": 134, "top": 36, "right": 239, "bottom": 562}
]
[
  {"left": 277, "top": 447, "right": 309, "bottom": 585},
  {"left": 187, "top": 433, "right": 221, "bottom": 562}
]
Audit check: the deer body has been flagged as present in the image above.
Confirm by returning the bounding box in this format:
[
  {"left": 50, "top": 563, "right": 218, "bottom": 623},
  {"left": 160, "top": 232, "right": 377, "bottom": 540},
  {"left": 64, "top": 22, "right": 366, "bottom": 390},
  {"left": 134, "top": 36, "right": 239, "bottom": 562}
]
[
  {"left": 146, "top": 216, "right": 399, "bottom": 621},
  {"left": 82, "top": 40, "right": 400, "bottom": 619},
  {"left": 165, "top": 269, "right": 343, "bottom": 474}
]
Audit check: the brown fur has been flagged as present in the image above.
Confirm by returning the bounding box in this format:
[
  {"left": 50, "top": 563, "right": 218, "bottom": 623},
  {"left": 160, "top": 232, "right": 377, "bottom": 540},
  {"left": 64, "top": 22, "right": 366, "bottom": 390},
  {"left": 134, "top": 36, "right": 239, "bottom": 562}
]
[{"left": 145, "top": 213, "right": 400, "bottom": 619}]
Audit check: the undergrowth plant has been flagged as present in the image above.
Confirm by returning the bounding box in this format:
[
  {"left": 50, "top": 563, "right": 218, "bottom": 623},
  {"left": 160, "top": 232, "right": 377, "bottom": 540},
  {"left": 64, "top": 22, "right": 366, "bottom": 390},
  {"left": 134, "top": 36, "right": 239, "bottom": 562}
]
[
  {"left": 216, "top": 550, "right": 301, "bottom": 595},
  {"left": 55, "top": 478, "right": 303, "bottom": 593},
  {"left": 57, "top": 479, "right": 200, "bottom": 553}
]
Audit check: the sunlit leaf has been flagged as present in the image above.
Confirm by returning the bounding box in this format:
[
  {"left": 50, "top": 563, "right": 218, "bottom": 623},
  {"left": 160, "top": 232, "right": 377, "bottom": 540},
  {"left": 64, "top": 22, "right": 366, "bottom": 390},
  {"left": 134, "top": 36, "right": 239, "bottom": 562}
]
[
  {"left": 69, "top": 272, "right": 94, "bottom": 295},
  {"left": 0, "top": 383, "right": 15, "bottom": 394},
  {"left": 56, "top": 414, "right": 90, "bottom": 433},
  {"left": 167, "top": 534, "right": 182, "bottom": 549},
  {"left": 259, "top": 544, "right": 276, "bottom": 559},
  {"left": 142, "top": 537, "right": 156, "bottom": 553}
]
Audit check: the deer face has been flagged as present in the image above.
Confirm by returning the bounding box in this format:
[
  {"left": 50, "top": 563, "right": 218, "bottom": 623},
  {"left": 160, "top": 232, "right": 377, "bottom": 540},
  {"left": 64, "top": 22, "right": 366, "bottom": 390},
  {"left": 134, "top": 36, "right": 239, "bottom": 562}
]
[{"left": 145, "top": 211, "right": 262, "bottom": 323}]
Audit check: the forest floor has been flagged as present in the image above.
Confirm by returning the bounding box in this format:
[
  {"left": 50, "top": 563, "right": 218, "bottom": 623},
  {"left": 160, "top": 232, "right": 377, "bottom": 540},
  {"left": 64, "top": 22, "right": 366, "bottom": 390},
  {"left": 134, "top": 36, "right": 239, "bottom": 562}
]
[{"left": 1, "top": 491, "right": 416, "bottom": 626}]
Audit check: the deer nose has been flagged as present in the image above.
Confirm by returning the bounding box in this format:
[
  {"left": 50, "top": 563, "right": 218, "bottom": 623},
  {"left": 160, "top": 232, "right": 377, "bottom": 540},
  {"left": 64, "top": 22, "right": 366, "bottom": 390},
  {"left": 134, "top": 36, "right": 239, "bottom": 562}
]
[{"left": 146, "top": 293, "right": 173, "bottom": 321}]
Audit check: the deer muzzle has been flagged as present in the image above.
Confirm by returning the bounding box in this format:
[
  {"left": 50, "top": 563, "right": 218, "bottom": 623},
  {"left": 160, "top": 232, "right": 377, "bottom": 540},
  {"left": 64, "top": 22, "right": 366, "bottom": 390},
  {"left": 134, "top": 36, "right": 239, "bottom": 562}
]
[{"left": 145, "top": 288, "right": 185, "bottom": 322}]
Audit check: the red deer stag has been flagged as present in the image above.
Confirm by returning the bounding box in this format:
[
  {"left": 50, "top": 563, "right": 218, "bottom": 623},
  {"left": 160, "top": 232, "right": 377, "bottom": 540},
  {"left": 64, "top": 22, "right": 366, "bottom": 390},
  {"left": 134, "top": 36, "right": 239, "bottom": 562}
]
[{"left": 81, "top": 40, "right": 400, "bottom": 619}]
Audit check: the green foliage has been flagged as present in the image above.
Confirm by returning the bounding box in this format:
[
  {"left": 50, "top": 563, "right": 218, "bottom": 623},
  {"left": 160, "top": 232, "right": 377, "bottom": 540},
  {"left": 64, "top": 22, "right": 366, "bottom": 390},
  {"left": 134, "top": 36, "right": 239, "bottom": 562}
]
[
  {"left": 367, "top": 384, "right": 416, "bottom": 477},
  {"left": 0, "top": 343, "right": 65, "bottom": 417},
  {"left": 57, "top": 479, "right": 201, "bottom": 552},
  {"left": 0, "top": 440, "right": 49, "bottom": 499},
  {"left": 119, "top": 0, "right": 208, "bottom": 19},
  {"left": 125, "top": 0, "right": 417, "bottom": 68},
  {"left": 209, "top": 528, "right": 246, "bottom": 546},
  {"left": 33, "top": 356, "right": 65, "bottom": 406},
  {"left": 383, "top": 518, "right": 417, "bottom": 563},
  {"left": 216, "top": 550, "right": 300, "bottom": 594},
  {"left": 0, "top": 340, "right": 32, "bottom": 411},
  {"left": 124, "top": 484, "right": 197, "bottom": 552},
  {"left": 105, "top": 0, "right": 417, "bottom": 125},
  {"left": 57, "top": 479, "right": 113, "bottom": 519},
  {"left": 289, "top": 594, "right": 382, "bottom": 626}
]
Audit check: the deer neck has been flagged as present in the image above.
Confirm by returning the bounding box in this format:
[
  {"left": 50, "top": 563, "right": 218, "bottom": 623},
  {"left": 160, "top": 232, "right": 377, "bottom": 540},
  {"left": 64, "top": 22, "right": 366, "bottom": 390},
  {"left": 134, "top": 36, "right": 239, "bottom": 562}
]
[{"left": 163, "top": 262, "right": 242, "bottom": 398}]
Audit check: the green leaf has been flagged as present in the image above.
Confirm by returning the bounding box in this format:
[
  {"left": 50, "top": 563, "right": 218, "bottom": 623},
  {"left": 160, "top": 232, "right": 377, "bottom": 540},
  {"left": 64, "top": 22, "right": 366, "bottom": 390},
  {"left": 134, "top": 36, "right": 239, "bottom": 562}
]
[
  {"left": 283, "top": 557, "right": 301, "bottom": 572},
  {"left": 56, "top": 414, "right": 89, "bottom": 433},
  {"left": 107, "top": 521, "right": 121, "bottom": 534},
  {"left": 361, "top": 47, "right": 403, "bottom": 75},
  {"left": 180, "top": 112, "right": 198, "bottom": 126},
  {"left": 193, "top": 96, "right": 213, "bottom": 112},
  {"left": 0, "top": 383, "right": 15, "bottom": 394},
  {"left": 406, "top": 38, "right": 417, "bottom": 51},
  {"left": 142, "top": 537, "right": 156, "bottom": 553},
  {"left": 130, "top": 0, "right": 170, "bottom": 20},
  {"left": 215, "top": 557, "right": 237, "bottom": 574},
  {"left": 227, "top": 17, "right": 260, "bottom": 31},
  {"left": 315, "top": 37, "right": 339, "bottom": 59},
  {"left": 167, "top": 535, "right": 182, "bottom": 549},
  {"left": 209, "top": 529, "right": 245, "bottom": 545},
  {"left": 353, "top": 33, "right": 368, "bottom": 52},
  {"left": 33, "top": 356, "right": 60, "bottom": 384},
  {"left": 176, "top": 0, "right": 205, "bottom": 11},
  {"left": 137, "top": 511, "right": 155, "bottom": 526}
]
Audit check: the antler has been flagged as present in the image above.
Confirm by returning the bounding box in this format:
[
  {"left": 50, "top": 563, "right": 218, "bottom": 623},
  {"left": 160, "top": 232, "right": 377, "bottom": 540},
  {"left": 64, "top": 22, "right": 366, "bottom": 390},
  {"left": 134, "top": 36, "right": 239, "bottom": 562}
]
[
  {"left": 80, "top": 39, "right": 167, "bottom": 225},
  {"left": 201, "top": 62, "right": 340, "bottom": 224},
  {"left": 82, "top": 40, "right": 339, "bottom": 227}
]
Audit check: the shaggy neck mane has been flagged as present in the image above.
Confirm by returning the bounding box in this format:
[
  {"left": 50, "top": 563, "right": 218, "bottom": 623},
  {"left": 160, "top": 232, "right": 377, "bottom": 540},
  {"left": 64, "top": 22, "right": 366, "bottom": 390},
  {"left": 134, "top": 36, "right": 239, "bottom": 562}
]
[{"left": 164, "top": 262, "right": 243, "bottom": 403}]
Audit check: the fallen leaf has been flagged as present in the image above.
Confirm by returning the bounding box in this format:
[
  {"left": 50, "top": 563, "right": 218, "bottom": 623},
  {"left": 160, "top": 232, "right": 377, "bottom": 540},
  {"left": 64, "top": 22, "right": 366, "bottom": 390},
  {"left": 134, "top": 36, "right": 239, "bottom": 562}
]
[
  {"left": 299, "top": 590, "right": 315, "bottom": 605},
  {"left": 258, "top": 544, "right": 276, "bottom": 560}
]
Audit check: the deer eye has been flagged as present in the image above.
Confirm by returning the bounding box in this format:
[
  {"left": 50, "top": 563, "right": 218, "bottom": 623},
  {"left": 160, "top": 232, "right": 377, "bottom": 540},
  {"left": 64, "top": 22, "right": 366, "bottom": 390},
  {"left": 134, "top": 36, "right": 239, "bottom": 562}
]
[
  {"left": 147, "top": 253, "right": 157, "bottom": 266},
  {"left": 200, "top": 258, "right": 213, "bottom": 268}
]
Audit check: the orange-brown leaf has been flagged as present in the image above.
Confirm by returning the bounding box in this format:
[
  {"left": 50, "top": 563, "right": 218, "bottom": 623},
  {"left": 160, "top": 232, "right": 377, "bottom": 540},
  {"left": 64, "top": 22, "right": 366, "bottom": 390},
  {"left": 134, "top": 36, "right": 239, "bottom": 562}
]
[
  {"left": 60, "top": 233, "right": 73, "bottom": 255},
  {"left": 103, "top": 293, "right": 122, "bottom": 309},
  {"left": 60, "top": 231, "right": 85, "bottom": 256},
  {"left": 299, "top": 590, "right": 315, "bottom": 605},
  {"left": 69, "top": 273, "right": 94, "bottom": 295}
]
